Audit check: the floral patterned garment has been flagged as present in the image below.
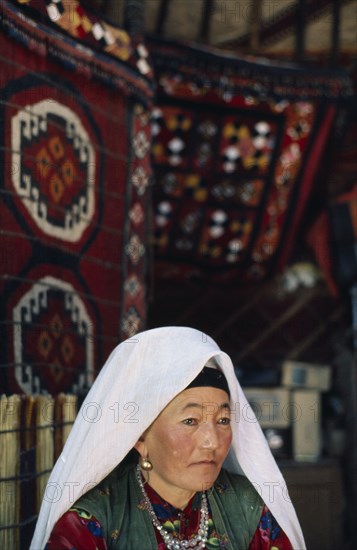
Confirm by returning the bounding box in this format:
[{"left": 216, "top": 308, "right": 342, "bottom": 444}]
[{"left": 46, "top": 483, "right": 292, "bottom": 550}]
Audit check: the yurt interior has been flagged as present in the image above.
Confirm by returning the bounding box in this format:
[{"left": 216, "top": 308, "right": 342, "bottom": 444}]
[{"left": 0, "top": 1, "right": 356, "bottom": 548}]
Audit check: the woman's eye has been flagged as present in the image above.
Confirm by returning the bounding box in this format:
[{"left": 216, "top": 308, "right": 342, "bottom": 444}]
[
  {"left": 183, "top": 418, "right": 198, "bottom": 426},
  {"left": 218, "top": 417, "right": 231, "bottom": 425}
]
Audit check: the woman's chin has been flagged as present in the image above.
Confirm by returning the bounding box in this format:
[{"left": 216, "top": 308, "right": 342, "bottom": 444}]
[{"left": 186, "top": 470, "right": 220, "bottom": 492}]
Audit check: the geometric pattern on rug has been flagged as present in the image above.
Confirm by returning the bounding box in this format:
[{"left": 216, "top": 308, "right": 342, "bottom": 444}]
[
  {"left": 12, "top": 275, "right": 94, "bottom": 395},
  {"left": 0, "top": 1, "right": 153, "bottom": 394},
  {"left": 11, "top": 99, "right": 96, "bottom": 242},
  {"left": 149, "top": 38, "right": 352, "bottom": 283}
]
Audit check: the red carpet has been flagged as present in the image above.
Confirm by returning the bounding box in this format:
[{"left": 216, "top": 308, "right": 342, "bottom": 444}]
[
  {"left": 0, "top": 0, "right": 153, "bottom": 394},
  {"left": 149, "top": 38, "right": 352, "bottom": 284}
]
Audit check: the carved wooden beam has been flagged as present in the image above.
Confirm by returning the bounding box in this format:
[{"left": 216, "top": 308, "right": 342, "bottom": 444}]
[
  {"left": 248, "top": 0, "right": 263, "bottom": 53},
  {"left": 198, "top": 0, "right": 214, "bottom": 43},
  {"left": 155, "top": 0, "right": 170, "bottom": 36},
  {"left": 331, "top": 0, "right": 342, "bottom": 65},
  {"left": 124, "top": 0, "right": 145, "bottom": 36},
  {"left": 295, "top": 0, "right": 306, "bottom": 62}
]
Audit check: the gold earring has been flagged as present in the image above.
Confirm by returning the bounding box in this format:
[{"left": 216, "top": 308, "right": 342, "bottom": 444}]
[{"left": 140, "top": 456, "right": 153, "bottom": 471}]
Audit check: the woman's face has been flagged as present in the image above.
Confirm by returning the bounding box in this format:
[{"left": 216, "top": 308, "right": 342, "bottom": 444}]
[{"left": 135, "top": 386, "right": 232, "bottom": 507}]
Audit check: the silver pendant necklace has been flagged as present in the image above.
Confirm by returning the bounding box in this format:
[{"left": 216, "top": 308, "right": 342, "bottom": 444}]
[{"left": 136, "top": 464, "right": 209, "bottom": 549}]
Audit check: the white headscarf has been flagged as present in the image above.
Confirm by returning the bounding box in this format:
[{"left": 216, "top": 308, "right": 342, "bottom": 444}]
[{"left": 31, "top": 326, "right": 305, "bottom": 549}]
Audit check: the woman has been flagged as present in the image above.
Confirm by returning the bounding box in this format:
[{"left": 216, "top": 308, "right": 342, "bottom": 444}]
[{"left": 31, "top": 326, "right": 305, "bottom": 549}]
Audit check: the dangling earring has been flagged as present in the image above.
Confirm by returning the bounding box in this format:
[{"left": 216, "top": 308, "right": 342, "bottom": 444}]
[{"left": 139, "top": 456, "right": 153, "bottom": 471}]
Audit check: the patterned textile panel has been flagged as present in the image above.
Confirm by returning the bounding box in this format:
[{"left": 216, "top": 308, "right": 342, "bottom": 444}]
[
  {"left": 148, "top": 38, "right": 353, "bottom": 284},
  {"left": 0, "top": 1, "right": 153, "bottom": 395}
]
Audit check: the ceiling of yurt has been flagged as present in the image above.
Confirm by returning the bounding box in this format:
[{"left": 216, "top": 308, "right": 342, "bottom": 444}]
[{"left": 86, "top": 0, "right": 357, "bottom": 59}]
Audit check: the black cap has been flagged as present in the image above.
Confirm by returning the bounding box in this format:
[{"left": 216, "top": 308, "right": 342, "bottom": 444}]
[{"left": 186, "top": 366, "right": 230, "bottom": 396}]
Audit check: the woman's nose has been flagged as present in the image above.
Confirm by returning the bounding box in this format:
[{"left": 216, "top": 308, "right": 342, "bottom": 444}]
[{"left": 200, "top": 425, "right": 219, "bottom": 450}]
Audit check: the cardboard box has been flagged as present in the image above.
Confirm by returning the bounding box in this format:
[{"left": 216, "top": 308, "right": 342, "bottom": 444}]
[
  {"left": 292, "top": 389, "right": 321, "bottom": 462},
  {"left": 282, "top": 361, "right": 331, "bottom": 391},
  {"left": 243, "top": 387, "right": 292, "bottom": 428}
]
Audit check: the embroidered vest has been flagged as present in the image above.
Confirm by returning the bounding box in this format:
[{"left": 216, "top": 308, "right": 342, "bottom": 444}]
[{"left": 75, "top": 463, "right": 263, "bottom": 549}]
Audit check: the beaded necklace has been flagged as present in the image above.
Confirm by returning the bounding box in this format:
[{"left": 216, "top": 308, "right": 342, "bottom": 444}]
[{"left": 136, "top": 465, "right": 209, "bottom": 549}]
